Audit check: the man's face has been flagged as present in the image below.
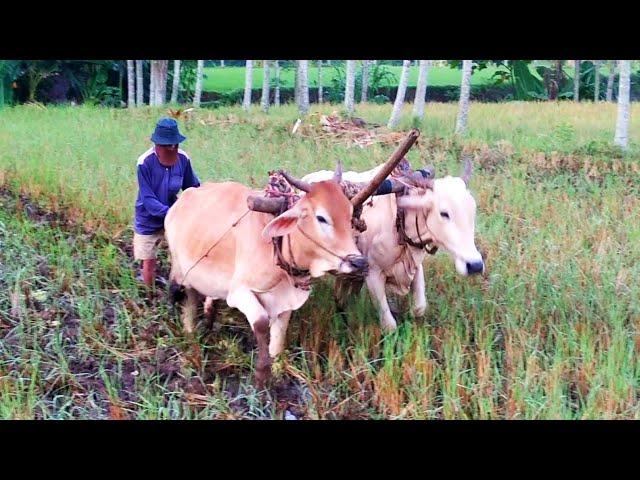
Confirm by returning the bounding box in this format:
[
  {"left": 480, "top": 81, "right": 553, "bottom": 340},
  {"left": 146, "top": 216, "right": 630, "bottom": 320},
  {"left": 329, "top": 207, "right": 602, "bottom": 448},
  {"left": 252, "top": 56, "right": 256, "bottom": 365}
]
[{"left": 155, "top": 144, "right": 179, "bottom": 166}]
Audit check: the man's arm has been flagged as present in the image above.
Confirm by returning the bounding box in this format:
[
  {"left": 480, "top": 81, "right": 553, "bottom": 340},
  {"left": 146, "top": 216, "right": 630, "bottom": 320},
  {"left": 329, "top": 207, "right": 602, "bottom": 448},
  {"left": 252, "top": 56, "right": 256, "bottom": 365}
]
[
  {"left": 138, "top": 165, "right": 169, "bottom": 217},
  {"left": 182, "top": 159, "right": 201, "bottom": 189}
]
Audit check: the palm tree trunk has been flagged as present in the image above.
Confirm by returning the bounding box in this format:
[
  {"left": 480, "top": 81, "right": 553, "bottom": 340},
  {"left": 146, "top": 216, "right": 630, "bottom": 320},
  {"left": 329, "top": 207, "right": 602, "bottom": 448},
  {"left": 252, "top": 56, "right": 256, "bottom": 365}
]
[
  {"left": 387, "top": 60, "right": 411, "bottom": 129},
  {"left": 295, "top": 61, "right": 302, "bottom": 107},
  {"left": 606, "top": 60, "right": 616, "bottom": 102},
  {"left": 261, "top": 60, "right": 270, "bottom": 113},
  {"left": 149, "top": 61, "right": 156, "bottom": 106},
  {"left": 594, "top": 60, "right": 601, "bottom": 102},
  {"left": 170, "top": 60, "right": 181, "bottom": 104},
  {"left": 298, "top": 60, "right": 309, "bottom": 115},
  {"left": 455, "top": 60, "right": 473, "bottom": 135},
  {"left": 361, "top": 60, "right": 370, "bottom": 102},
  {"left": 317, "top": 60, "right": 323, "bottom": 104},
  {"left": 193, "top": 60, "right": 204, "bottom": 107},
  {"left": 574, "top": 60, "right": 580, "bottom": 102},
  {"left": 156, "top": 60, "right": 168, "bottom": 105},
  {"left": 242, "top": 60, "right": 253, "bottom": 111},
  {"left": 614, "top": 60, "right": 631, "bottom": 150},
  {"left": 412, "top": 60, "right": 430, "bottom": 119},
  {"left": 344, "top": 60, "right": 356, "bottom": 115},
  {"left": 274, "top": 60, "right": 280, "bottom": 107},
  {"left": 127, "top": 60, "right": 135, "bottom": 108},
  {"left": 136, "top": 60, "right": 143, "bottom": 106}
]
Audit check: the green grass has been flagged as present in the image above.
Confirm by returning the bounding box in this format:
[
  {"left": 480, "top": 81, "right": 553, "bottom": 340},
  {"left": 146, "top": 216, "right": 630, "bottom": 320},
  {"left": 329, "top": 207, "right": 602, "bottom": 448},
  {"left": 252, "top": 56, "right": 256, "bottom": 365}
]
[
  {"left": 202, "top": 64, "right": 509, "bottom": 92},
  {"left": 0, "top": 102, "right": 639, "bottom": 419}
]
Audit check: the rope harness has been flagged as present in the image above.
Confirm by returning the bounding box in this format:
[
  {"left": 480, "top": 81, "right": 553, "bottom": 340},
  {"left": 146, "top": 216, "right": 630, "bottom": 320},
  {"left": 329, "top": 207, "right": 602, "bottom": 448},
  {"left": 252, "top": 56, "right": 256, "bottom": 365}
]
[
  {"left": 395, "top": 206, "right": 439, "bottom": 255},
  {"left": 180, "top": 209, "right": 251, "bottom": 285}
]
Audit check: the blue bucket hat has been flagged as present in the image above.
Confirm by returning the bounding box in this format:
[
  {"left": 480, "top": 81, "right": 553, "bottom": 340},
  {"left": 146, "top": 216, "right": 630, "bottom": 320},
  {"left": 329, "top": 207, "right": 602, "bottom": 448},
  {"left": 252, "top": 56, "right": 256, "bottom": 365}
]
[{"left": 151, "top": 117, "right": 187, "bottom": 145}]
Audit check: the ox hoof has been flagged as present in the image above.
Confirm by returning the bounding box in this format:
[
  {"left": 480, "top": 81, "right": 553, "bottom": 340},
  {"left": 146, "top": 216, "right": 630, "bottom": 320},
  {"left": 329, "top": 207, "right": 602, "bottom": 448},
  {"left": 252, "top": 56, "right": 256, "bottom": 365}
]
[
  {"left": 255, "top": 365, "right": 272, "bottom": 390},
  {"left": 413, "top": 305, "right": 427, "bottom": 318},
  {"left": 381, "top": 320, "right": 398, "bottom": 332}
]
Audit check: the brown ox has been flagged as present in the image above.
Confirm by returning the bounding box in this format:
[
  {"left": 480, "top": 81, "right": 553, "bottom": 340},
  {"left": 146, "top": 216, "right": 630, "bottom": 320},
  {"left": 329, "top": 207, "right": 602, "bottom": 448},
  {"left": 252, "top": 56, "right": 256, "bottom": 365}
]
[
  {"left": 164, "top": 165, "right": 375, "bottom": 386},
  {"left": 302, "top": 159, "right": 484, "bottom": 331}
]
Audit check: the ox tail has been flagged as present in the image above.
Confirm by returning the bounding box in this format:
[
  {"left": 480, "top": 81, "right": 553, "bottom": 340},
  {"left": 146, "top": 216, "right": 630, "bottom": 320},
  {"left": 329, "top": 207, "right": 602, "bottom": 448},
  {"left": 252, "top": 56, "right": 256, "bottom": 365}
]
[
  {"left": 168, "top": 261, "right": 186, "bottom": 304},
  {"left": 169, "top": 282, "right": 186, "bottom": 304}
]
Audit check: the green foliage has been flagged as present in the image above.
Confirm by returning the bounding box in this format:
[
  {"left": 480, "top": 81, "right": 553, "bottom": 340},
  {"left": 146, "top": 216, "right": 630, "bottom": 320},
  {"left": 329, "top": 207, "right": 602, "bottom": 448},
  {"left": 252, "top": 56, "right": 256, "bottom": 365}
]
[
  {"left": 511, "top": 60, "right": 546, "bottom": 100},
  {"left": 372, "top": 94, "right": 390, "bottom": 104},
  {"left": 577, "top": 61, "right": 597, "bottom": 99},
  {"left": 448, "top": 60, "right": 545, "bottom": 100},
  {"left": 325, "top": 62, "right": 397, "bottom": 103},
  {"left": 76, "top": 62, "right": 121, "bottom": 106},
  {"left": 0, "top": 60, "right": 21, "bottom": 106},
  {"left": 368, "top": 62, "right": 397, "bottom": 93},
  {"left": 178, "top": 60, "right": 198, "bottom": 102}
]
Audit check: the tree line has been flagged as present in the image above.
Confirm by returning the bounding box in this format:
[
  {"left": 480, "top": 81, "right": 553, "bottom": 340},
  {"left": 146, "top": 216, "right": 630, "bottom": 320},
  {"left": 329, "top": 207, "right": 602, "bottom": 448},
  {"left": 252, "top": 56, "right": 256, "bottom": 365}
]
[{"left": 0, "top": 60, "right": 633, "bottom": 149}]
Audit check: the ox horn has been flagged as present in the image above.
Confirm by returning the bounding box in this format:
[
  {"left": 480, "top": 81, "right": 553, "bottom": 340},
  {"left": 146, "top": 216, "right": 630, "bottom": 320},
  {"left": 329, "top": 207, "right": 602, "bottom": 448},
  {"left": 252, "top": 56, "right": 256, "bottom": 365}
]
[
  {"left": 350, "top": 129, "right": 421, "bottom": 208},
  {"left": 333, "top": 159, "right": 343, "bottom": 183},
  {"left": 278, "top": 170, "right": 312, "bottom": 193},
  {"left": 418, "top": 165, "right": 436, "bottom": 179},
  {"left": 393, "top": 170, "right": 434, "bottom": 191},
  {"left": 461, "top": 156, "right": 473, "bottom": 186},
  {"left": 247, "top": 195, "right": 287, "bottom": 215}
]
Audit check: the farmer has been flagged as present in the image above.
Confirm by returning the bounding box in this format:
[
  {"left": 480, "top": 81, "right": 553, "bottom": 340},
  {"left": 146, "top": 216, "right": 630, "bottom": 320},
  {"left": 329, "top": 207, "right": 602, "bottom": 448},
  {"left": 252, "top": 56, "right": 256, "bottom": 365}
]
[{"left": 133, "top": 117, "right": 201, "bottom": 288}]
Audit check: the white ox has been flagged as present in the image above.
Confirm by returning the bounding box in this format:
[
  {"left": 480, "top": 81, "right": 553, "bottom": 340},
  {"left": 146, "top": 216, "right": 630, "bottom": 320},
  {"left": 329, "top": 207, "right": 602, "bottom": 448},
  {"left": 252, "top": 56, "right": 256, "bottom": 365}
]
[
  {"left": 164, "top": 165, "right": 375, "bottom": 386},
  {"left": 302, "top": 159, "right": 484, "bottom": 331}
]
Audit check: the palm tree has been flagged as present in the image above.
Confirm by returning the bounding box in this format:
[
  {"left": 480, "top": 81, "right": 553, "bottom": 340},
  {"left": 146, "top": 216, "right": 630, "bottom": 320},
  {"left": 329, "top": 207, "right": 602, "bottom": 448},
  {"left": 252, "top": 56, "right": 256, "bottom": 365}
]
[
  {"left": 387, "top": 60, "right": 411, "bottom": 129},
  {"left": 127, "top": 60, "right": 135, "bottom": 108},
  {"left": 274, "top": 60, "right": 280, "bottom": 107},
  {"left": 318, "top": 60, "right": 323, "bottom": 104},
  {"left": 193, "top": 60, "right": 204, "bottom": 107},
  {"left": 170, "top": 60, "right": 181, "bottom": 104},
  {"left": 242, "top": 60, "right": 253, "bottom": 111},
  {"left": 155, "top": 60, "right": 168, "bottom": 105},
  {"left": 344, "top": 60, "right": 356, "bottom": 115},
  {"left": 594, "top": 60, "right": 601, "bottom": 102},
  {"left": 614, "top": 61, "right": 631, "bottom": 150},
  {"left": 298, "top": 60, "right": 309, "bottom": 115},
  {"left": 361, "top": 60, "right": 371, "bottom": 103},
  {"left": 455, "top": 60, "right": 473, "bottom": 135},
  {"left": 261, "top": 60, "right": 270, "bottom": 113},
  {"left": 135, "top": 60, "right": 143, "bottom": 106},
  {"left": 294, "top": 61, "right": 300, "bottom": 106},
  {"left": 574, "top": 60, "right": 580, "bottom": 102},
  {"left": 412, "top": 60, "right": 431, "bottom": 119},
  {"left": 149, "top": 60, "right": 156, "bottom": 106},
  {"left": 606, "top": 60, "right": 616, "bottom": 102}
]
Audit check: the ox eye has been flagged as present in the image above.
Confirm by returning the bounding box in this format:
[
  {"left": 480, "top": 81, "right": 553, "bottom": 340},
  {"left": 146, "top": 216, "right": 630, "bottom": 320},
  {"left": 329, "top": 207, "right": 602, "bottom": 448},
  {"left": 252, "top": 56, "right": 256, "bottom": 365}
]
[
  {"left": 440, "top": 211, "right": 450, "bottom": 219},
  {"left": 316, "top": 215, "right": 328, "bottom": 224}
]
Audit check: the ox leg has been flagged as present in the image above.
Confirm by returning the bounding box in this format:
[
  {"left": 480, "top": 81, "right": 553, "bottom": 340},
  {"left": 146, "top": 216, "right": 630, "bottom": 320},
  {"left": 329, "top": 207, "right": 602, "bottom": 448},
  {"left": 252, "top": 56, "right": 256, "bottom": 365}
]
[
  {"left": 227, "top": 287, "right": 271, "bottom": 389},
  {"left": 365, "top": 270, "right": 397, "bottom": 332},
  {"left": 411, "top": 263, "right": 428, "bottom": 318},
  {"left": 181, "top": 287, "right": 199, "bottom": 334},
  {"left": 269, "top": 310, "right": 292, "bottom": 358}
]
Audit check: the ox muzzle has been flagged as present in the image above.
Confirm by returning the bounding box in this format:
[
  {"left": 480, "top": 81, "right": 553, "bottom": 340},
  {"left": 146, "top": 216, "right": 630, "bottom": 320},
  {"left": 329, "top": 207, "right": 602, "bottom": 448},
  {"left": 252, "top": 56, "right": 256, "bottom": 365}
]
[{"left": 336, "top": 254, "right": 369, "bottom": 277}]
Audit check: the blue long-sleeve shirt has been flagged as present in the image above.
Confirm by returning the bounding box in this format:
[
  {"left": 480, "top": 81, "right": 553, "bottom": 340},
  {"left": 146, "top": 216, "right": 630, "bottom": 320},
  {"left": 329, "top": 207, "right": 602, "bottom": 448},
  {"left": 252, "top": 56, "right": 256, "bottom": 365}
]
[{"left": 134, "top": 147, "right": 200, "bottom": 234}]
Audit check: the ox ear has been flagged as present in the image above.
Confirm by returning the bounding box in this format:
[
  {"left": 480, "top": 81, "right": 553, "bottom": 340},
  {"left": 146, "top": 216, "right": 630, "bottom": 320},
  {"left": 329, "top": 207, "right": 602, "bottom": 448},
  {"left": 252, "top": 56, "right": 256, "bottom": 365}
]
[
  {"left": 461, "top": 157, "right": 473, "bottom": 186},
  {"left": 396, "top": 191, "right": 434, "bottom": 211},
  {"left": 261, "top": 205, "right": 304, "bottom": 240}
]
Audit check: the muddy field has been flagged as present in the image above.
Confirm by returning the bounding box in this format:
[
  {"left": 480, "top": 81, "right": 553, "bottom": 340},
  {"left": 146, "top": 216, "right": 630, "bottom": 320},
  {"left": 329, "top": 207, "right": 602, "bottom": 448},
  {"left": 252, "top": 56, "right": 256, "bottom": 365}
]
[{"left": 1, "top": 103, "right": 639, "bottom": 419}]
